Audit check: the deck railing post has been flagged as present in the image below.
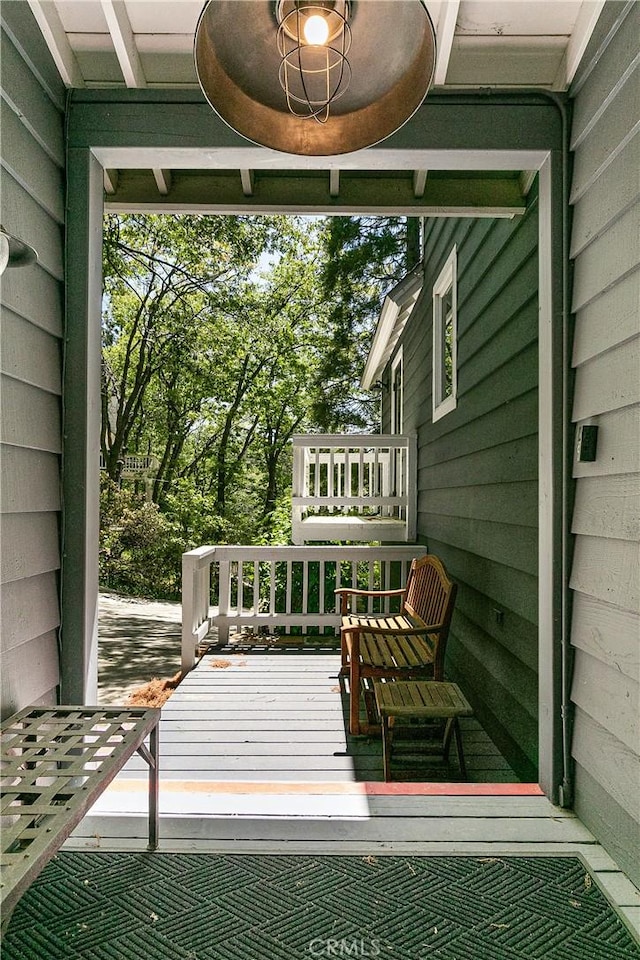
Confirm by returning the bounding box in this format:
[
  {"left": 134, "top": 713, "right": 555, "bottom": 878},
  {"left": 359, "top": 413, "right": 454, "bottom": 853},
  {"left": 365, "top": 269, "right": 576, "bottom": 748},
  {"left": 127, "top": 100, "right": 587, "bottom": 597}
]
[
  {"left": 292, "top": 440, "right": 305, "bottom": 544},
  {"left": 181, "top": 546, "right": 217, "bottom": 673},
  {"left": 181, "top": 553, "right": 197, "bottom": 673}
]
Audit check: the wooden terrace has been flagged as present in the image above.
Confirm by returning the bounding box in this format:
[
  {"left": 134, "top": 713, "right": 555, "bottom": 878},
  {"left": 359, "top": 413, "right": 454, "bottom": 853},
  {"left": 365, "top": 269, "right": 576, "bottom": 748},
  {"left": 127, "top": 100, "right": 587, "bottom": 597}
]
[{"left": 72, "top": 644, "right": 559, "bottom": 845}]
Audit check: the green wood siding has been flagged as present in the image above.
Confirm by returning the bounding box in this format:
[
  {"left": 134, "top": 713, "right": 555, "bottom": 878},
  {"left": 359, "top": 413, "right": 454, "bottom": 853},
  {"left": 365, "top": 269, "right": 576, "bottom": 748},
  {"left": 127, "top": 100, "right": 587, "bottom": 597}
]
[
  {"left": 0, "top": 3, "right": 65, "bottom": 718},
  {"left": 384, "top": 197, "right": 539, "bottom": 781},
  {"left": 568, "top": 1, "right": 640, "bottom": 886}
]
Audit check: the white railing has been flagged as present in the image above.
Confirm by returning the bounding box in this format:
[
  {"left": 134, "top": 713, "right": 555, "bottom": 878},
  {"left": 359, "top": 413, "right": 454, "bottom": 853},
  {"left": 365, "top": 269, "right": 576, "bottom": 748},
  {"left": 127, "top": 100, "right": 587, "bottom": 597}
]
[
  {"left": 181, "top": 544, "right": 427, "bottom": 673},
  {"left": 291, "top": 434, "right": 417, "bottom": 543},
  {"left": 99, "top": 453, "right": 158, "bottom": 474}
]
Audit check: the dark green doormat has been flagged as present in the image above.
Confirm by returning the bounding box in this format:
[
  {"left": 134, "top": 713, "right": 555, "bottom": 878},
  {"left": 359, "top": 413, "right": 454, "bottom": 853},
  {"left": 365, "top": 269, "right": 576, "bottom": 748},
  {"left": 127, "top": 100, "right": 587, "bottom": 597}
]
[{"left": 3, "top": 853, "right": 638, "bottom": 960}]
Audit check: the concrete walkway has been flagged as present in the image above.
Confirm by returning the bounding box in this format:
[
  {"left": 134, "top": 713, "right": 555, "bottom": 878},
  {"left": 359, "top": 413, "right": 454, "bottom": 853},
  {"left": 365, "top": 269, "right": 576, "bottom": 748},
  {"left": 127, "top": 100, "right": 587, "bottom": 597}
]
[{"left": 98, "top": 593, "right": 182, "bottom": 704}]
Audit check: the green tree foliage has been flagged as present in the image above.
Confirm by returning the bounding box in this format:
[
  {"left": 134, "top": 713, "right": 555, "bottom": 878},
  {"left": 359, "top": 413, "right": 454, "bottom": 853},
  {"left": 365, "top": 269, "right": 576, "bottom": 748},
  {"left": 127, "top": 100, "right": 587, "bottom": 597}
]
[
  {"left": 313, "top": 216, "right": 412, "bottom": 430},
  {"left": 100, "top": 480, "right": 184, "bottom": 599},
  {"left": 101, "top": 213, "right": 411, "bottom": 598}
]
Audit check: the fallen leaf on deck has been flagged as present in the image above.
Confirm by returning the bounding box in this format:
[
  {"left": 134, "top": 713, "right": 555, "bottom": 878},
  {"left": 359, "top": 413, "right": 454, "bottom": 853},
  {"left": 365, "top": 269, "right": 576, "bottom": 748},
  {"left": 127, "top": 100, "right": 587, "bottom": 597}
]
[{"left": 126, "top": 671, "right": 182, "bottom": 707}]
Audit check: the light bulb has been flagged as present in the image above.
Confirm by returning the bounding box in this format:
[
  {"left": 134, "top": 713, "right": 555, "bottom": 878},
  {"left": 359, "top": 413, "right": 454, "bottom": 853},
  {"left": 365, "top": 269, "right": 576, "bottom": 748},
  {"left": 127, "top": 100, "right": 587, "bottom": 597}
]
[{"left": 303, "top": 14, "right": 329, "bottom": 45}]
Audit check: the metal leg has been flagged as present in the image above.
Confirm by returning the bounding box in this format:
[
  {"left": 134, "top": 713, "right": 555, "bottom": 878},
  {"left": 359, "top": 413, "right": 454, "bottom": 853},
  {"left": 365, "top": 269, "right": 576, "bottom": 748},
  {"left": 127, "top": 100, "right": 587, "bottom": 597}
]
[
  {"left": 137, "top": 722, "right": 160, "bottom": 850},
  {"left": 148, "top": 722, "right": 159, "bottom": 849}
]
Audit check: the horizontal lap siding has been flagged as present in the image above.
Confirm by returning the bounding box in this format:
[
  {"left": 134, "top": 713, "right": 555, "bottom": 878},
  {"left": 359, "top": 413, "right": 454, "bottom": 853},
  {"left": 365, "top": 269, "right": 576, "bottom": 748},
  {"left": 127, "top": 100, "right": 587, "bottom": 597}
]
[
  {"left": 0, "top": 4, "right": 65, "bottom": 717},
  {"left": 392, "top": 197, "right": 539, "bottom": 781},
  {"left": 568, "top": 1, "right": 640, "bottom": 885}
]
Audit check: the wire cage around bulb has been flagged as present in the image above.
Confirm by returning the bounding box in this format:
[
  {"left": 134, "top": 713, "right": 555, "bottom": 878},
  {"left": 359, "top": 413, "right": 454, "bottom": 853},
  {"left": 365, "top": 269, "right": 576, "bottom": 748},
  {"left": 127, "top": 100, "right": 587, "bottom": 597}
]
[{"left": 276, "top": 1, "right": 352, "bottom": 122}]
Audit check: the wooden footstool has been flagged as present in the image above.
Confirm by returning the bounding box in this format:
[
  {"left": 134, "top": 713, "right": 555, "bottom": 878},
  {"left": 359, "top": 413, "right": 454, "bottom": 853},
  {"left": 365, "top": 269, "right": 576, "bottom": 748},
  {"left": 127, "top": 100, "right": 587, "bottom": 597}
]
[{"left": 373, "top": 680, "right": 473, "bottom": 782}]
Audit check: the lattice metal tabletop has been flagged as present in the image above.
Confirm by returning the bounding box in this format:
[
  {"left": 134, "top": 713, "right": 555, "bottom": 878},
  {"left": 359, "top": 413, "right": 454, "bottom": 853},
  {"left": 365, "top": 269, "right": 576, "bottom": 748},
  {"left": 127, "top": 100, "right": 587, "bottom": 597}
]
[{"left": 1, "top": 705, "right": 160, "bottom": 922}]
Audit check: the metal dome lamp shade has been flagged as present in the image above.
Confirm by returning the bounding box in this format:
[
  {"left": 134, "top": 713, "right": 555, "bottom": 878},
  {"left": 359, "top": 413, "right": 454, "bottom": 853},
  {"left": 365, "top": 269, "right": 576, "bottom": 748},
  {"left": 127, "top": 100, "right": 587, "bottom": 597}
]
[{"left": 194, "top": 1, "right": 436, "bottom": 156}]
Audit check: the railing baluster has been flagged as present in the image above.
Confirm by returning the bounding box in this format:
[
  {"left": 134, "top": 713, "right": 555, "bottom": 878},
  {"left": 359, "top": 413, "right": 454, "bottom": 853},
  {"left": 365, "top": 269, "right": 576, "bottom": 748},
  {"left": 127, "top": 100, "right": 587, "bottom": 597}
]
[
  {"left": 302, "top": 561, "right": 309, "bottom": 618},
  {"left": 218, "top": 557, "right": 230, "bottom": 643},
  {"left": 270, "top": 560, "right": 276, "bottom": 616},
  {"left": 329, "top": 448, "right": 334, "bottom": 500},
  {"left": 368, "top": 559, "right": 375, "bottom": 613},
  {"left": 384, "top": 560, "right": 390, "bottom": 613},
  {"left": 382, "top": 447, "right": 390, "bottom": 515},
  {"left": 314, "top": 448, "right": 320, "bottom": 499},
  {"left": 286, "top": 560, "right": 292, "bottom": 633},
  {"left": 237, "top": 560, "right": 244, "bottom": 617},
  {"left": 319, "top": 560, "right": 325, "bottom": 614},
  {"left": 254, "top": 560, "right": 259, "bottom": 616}
]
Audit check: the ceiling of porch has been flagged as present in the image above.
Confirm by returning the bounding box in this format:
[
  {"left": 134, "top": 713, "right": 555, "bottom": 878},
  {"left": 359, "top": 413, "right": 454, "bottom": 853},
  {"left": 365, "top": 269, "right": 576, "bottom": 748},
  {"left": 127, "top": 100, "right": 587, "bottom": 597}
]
[{"left": 29, "top": 1, "right": 605, "bottom": 211}]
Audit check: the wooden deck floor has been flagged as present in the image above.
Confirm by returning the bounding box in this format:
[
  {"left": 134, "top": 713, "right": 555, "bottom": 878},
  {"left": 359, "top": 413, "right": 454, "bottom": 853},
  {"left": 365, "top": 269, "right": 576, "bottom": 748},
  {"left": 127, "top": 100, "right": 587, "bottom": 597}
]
[
  {"left": 73, "top": 648, "right": 554, "bottom": 838},
  {"left": 129, "top": 650, "right": 517, "bottom": 784}
]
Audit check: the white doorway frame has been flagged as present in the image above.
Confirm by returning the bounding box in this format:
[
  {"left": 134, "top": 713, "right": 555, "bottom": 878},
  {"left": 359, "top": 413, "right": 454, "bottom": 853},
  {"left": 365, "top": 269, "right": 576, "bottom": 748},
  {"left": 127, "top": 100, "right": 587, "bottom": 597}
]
[{"left": 63, "top": 94, "right": 566, "bottom": 801}]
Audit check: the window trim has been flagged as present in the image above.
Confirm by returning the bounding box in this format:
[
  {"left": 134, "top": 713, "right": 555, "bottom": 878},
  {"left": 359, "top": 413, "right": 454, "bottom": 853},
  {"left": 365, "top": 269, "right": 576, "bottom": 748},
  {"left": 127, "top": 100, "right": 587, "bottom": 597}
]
[
  {"left": 390, "top": 347, "right": 403, "bottom": 434},
  {"left": 432, "top": 245, "right": 458, "bottom": 423}
]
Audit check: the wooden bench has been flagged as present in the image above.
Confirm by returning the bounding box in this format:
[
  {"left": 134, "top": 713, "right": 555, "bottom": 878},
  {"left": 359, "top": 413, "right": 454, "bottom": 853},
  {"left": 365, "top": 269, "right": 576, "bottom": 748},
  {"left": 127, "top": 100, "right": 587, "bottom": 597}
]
[
  {"left": 337, "top": 555, "right": 457, "bottom": 735},
  {"left": 374, "top": 680, "right": 473, "bottom": 781},
  {"left": 0, "top": 705, "right": 160, "bottom": 928}
]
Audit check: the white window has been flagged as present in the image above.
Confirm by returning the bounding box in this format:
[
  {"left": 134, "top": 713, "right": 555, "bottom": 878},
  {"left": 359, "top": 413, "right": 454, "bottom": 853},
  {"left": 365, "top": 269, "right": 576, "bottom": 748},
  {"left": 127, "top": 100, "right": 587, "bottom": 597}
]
[
  {"left": 391, "top": 348, "right": 403, "bottom": 433},
  {"left": 432, "top": 246, "right": 457, "bottom": 422}
]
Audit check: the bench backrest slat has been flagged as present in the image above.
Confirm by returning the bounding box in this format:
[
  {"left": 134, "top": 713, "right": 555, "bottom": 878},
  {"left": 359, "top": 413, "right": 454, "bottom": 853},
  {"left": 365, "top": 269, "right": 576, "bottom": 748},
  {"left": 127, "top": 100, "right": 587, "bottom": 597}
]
[{"left": 401, "top": 555, "right": 457, "bottom": 679}]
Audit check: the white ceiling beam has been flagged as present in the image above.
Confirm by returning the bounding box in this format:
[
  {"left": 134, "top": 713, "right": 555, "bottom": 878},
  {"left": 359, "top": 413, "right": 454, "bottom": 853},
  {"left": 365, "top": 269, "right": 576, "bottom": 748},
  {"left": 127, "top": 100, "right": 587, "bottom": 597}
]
[
  {"left": 329, "top": 169, "right": 340, "bottom": 197},
  {"left": 101, "top": 0, "right": 147, "bottom": 88},
  {"left": 412, "top": 170, "right": 428, "bottom": 198},
  {"left": 240, "top": 169, "right": 255, "bottom": 196},
  {"left": 566, "top": 0, "right": 607, "bottom": 85},
  {"left": 152, "top": 169, "right": 172, "bottom": 195},
  {"left": 103, "top": 169, "right": 119, "bottom": 195},
  {"left": 434, "top": 0, "right": 460, "bottom": 86},
  {"left": 27, "top": 1, "right": 85, "bottom": 87}
]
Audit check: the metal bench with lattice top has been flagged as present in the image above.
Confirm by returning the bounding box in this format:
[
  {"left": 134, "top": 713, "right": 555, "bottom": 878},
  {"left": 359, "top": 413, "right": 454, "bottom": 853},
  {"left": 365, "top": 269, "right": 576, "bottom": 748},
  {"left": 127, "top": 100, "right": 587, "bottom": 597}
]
[{"left": 0, "top": 705, "right": 160, "bottom": 927}]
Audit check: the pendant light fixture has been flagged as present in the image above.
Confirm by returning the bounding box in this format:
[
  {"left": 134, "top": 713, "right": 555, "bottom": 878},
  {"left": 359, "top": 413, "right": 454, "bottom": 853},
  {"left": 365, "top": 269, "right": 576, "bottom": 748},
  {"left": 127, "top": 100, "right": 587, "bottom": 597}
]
[{"left": 194, "top": 1, "right": 436, "bottom": 156}]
